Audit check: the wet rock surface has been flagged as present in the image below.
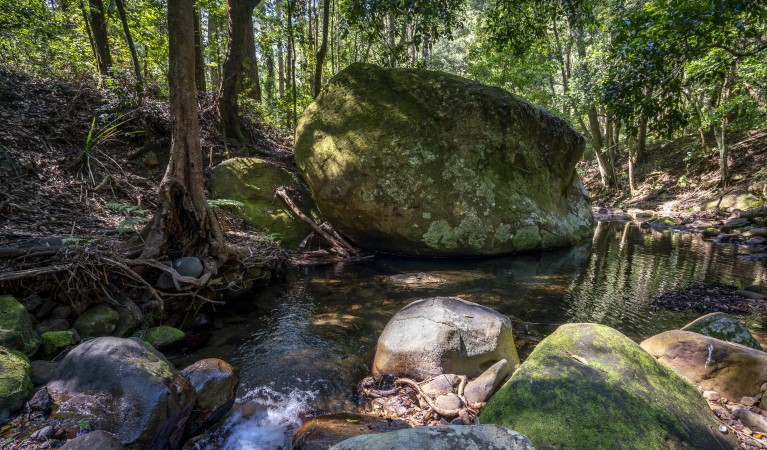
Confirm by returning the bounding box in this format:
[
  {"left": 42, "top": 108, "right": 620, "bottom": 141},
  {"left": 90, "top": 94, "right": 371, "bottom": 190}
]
[
  {"left": 293, "top": 413, "right": 410, "bottom": 450},
  {"left": 180, "top": 358, "right": 239, "bottom": 437},
  {"left": 329, "top": 424, "right": 536, "bottom": 450}
]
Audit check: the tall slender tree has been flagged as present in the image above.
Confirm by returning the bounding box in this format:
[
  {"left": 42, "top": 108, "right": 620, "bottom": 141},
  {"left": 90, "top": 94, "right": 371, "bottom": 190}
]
[{"left": 87, "top": 0, "right": 112, "bottom": 75}]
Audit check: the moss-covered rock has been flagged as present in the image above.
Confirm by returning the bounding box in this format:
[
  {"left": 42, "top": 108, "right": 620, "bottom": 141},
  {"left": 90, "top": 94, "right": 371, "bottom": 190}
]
[
  {"left": 0, "top": 346, "right": 32, "bottom": 423},
  {"left": 209, "top": 157, "right": 319, "bottom": 248},
  {"left": 682, "top": 312, "right": 761, "bottom": 350},
  {"left": 141, "top": 326, "right": 184, "bottom": 349},
  {"left": 0, "top": 294, "right": 41, "bottom": 356},
  {"left": 295, "top": 63, "right": 593, "bottom": 256},
  {"left": 41, "top": 330, "right": 79, "bottom": 356},
  {"left": 73, "top": 304, "right": 119, "bottom": 338},
  {"left": 480, "top": 323, "right": 737, "bottom": 450}
]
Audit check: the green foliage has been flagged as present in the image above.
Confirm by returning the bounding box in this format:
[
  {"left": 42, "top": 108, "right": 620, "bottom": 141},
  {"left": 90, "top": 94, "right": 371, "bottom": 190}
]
[
  {"left": 106, "top": 201, "right": 149, "bottom": 234},
  {"left": 207, "top": 198, "right": 245, "bottom": 209}
]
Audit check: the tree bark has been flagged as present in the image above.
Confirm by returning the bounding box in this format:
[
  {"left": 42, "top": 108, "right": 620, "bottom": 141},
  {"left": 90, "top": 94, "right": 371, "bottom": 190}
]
[
  {"left": 142, "top": 0, "right": 224, "bottom": 261},
  {"left": 88, "top": 0, "right": 112, "bottom": 76},
  {"left": 288, "top": 0, "right": 297, "bottom": 127},
  {"left": 312, "top": 0, "right": 329, "bottom": 98},
  {"left": 193, "top": 6, "right": 207, "bottom": 92},
  {"left": 259, "top": 3, "right": 275, "bottom": 105},
  {"left": 219, "top": 0, "right": 260, "bottom": 143},
  {"left": 245, "top": 16, "right": 262, "bottom": 102},
  {"left": 114, "top": 0, "right": 143, "bottom": 96}
]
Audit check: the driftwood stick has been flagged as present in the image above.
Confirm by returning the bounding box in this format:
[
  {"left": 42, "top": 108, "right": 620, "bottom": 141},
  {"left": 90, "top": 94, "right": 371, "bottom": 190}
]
[
  {"left": 0, "top": 264, "right": 71, "bottom": 282},
  {"left": 275, "top": 186, "right": 356, "bottom": 256}
]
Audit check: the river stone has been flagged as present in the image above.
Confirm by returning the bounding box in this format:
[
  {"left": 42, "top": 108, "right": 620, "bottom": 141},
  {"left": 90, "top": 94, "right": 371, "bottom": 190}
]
[
  {"left": 0, "top": 347, "right": 32, "bottom": 423},
  {"left": 372, "top": 297, "right": 519, "bottom": 380},
  {"left": 60, "top": 430, "right": 127, "bottom": 450},
  {"left": 209, "top": 157, "right": 319, "bottom": 248},
  {"left": 733, "top": 406, "right": 767, "bottom": 433},
  {"left": 420, "top": 374, "right": 460, "bottom": 398},
  {"left": 295, "top": 63, "right": 594, "bottom": 257},
  {"left": 140, "top": 326, "right": 185, "bottom": 349},
  {"left": 293, "top": 413, "right": 410, "bottom": 450},
  {"left": 30, "top": 360, "right": 58, "bottom": 386},
  {"left": 641, "top": 330, "right": 767, "bottom": 403},
  {"left": 40, "top": 330, "right": 79, "bottom": 356},
  {"left": 0, "top": 294, "right": 41, "bottom": 356},
  {"left": 329, "top": 425, "right": 535, "bottom": 450},
  {"left": 173, "top": 256, "right": 204, "bottom": 278},
  {"left": 480, "top": 323, "right": 738, "bottom": 449},
  {"left": 73, "top": 304, "right": 119, "bottom": 337},
  {"left": 47, "top": 337, "right": 195, "bottom": 450},
  {"left": 682, "top": 312, "right": 761, "bottom": 350},
  {"left": 113, "top": 296, "right": 142, "bottom": 338},
  {"left": 464, "top": 359, "right": 510, "bottom": 405},
  {"left": 180, "top": 358, "right": 239, "bottom": 437},
  {"left": 34, "top": 318, "right": 71, "bottom": 335}
]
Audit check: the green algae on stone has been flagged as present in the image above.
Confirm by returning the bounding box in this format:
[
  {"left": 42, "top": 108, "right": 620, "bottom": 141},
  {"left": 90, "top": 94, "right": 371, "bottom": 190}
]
[
  {"left": 0, "top": 346, "right": 32, "bottom": 422},
  {"left": 209, "top": 157, "right": 320, "bottom": 248},
  {"left": 682, "top": 312, "right": 761, "bottom": 350},
  {"left": 479, "top": 323, "right": 737, "bottom": 450},
  {"left": 41, "top": 330, "right": 79, "bottom": 356},
  {"left": 140, "top": 326, "right": 184, "bottom": 349},
  {"left": 0, "top": 294, "right": 41, "bottom": 356},
  {"left": 73, "top": 304, "right": 119, "bottom": 338},
  {"left": 295, "top": 63, "right": 594, "bottom": 256}
]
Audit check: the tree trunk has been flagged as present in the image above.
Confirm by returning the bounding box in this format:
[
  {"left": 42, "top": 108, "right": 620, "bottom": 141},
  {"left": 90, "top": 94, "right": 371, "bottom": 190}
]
[
  {"left": 312, "top": 0, "right": 329, "bottom": 98},
  {"left": 115, "top": 0, "right": 143, "bottom": 97},
  {"left": 79, "top": 0, "right": 99, "bottom": 71},
  {"left": 245, "top": 16, "right": 262, "bottom": 102},
  {"left": 208, "top": 11, "right": 221, "bottom": 91},
  {"left": 259, "top": 5, "right": 275, "bottom": 106},
  {"left": 219, "top": 0, "right": 260, "bottom": 143},
  {"left": 193, "top": 6, "right": 207, "bottom": 92},
  {"left": 142, "top": 0, "right": 224, "bottom": 262},
  {"left": 288, "top": 0, "right": 297, "bottom": 127},
  {"left": 277, "top": 35, "right": 285, "bottom": 96},
  {"left": 88, "top": 0, "right": 112, "bottom": 76}
]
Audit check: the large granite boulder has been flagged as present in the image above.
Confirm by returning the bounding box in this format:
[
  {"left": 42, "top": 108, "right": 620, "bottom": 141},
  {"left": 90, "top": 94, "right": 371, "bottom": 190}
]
[
  {"left": 329, "top": 425, "right": 535, "bottom": 450},
  {"left": 0, "top": 294, "right": 40, "bottom": 355},
  {"left": 209, "top": 157, "right": 320, "bottom": 248},
  {"left": 47, "top": 337, "right": 195, "bottom": 450},
  {"left": 0, "top": 347, "right": 32, "bottom": 423},
  {"left": 372, "top": 297, "right": 519, "bottom": 380},
  {"left": 293, "top": 413, "right": 410, "bottom": 450},
  {"left": 641, "top": 330, "right": 767, "bottom": 402},
  {"left": 681, "top": 312, "right": 761, "bottom": 350},
  {"left": 480, "top": 323, "right": 738, "bottom": 449},
  {"left": 295, "top": 63, "right": 593, "bottom": 256}
]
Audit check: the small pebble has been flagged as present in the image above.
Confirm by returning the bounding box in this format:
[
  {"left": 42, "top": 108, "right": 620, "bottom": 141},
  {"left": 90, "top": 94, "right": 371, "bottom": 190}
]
[
  {"left": 742, "top": 396, "right": 760, "bottom": 407},
  {"left": 703, "top": 390, "right": 721, "bottom": 401},
  {"left": 719, "top": 424, "right": 729, "bottom": 433}
]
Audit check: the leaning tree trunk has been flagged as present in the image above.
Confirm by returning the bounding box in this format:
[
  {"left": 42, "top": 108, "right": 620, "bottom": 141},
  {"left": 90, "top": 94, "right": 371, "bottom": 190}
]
[
  {"left": 88, "top": 0, "right": 112, "bottom": 76},
  {"left": 142, "top": 0, "right": 224, "bottom": 262}
]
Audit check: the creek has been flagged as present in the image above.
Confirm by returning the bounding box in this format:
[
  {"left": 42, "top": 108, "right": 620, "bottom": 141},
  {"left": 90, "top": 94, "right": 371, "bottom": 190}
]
[{"left": 173, "top": 221, "right": 767, "bottom": 449}]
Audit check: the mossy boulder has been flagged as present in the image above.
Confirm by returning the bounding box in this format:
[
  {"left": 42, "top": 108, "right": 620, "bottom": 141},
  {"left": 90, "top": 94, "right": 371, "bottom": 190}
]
[
  {"left": 41, "top": 330, "right": 79, "bottom": 356},
  {"left": 141, "top": 326, "right": 184, "bottom": 349},
  {"left": 295, "top": 63, "right": 593, "bottom": 256},
  {"left": 682, "top": 312, "right": 761, "bottom": 350},
  {"left": 0, "top": 347, "right": 32, "bottom": 423},
  {"left": 209, "top": 157, "right": 320, "bottom": 248},
  {"left": 0, "top": 294, "right": 41, "bottom": 356},
  {"left": 480, "top": 323, "right": 737, "bottom": 450},
  {"left": 73, "top": 304, "right": 119, "bottom": 338}
]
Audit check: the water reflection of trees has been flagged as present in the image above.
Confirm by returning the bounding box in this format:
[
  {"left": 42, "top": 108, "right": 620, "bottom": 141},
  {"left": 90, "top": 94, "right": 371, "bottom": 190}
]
[{"left": 564, "top": 222, "right": 766, "bottom": 339}]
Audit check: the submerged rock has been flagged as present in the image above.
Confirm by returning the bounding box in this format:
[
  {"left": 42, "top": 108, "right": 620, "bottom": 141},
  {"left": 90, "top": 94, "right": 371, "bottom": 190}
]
[
  {"left": 0, "top": 294, "right": 41, "bottom": 355},
  {"left": 641, "top": 330, "right": 767, "bottom": 402},
  {"left": 293, "top": 413, "right": 410, "bottom": 450},
  {"left": 209, "top": 157, "right": 320, "bottom": 248},
  {"left": 295, "top": 63, "right": 593, "bottom": 256},
  {"left": 681, "top": 312, "right": 761, "bottom": 350},
  {"left": 480, "top": 323, "right": 737, "bottom": 449},
  {"left": 0, "top": 347, "right": 32, "bottom": 423},
  {"left": 372, "top": 297, "right": 519, "bottom": 380},
  {"left": 329, "top": 425, "right": 535, "bottom": 450},
  {"left": 47, "top": 337, "right": 195, "bottom": 450},
  {"left": 180, "top": 358, "right": 239, "bottom": 437}
]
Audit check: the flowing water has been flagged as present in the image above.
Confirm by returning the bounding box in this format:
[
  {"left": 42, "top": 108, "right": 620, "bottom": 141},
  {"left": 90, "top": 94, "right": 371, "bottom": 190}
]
[{"left": 175, "top": 221, "right": 767, "bottom": 449}]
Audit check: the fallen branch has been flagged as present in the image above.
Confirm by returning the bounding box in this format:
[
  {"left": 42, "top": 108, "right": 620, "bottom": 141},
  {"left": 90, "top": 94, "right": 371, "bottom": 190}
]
[
  {"left": 275, "top": 186, "right": 357, "bottom": 257},
  {"left": 0, "top": 264, "right": 71, "bottom": 282}
]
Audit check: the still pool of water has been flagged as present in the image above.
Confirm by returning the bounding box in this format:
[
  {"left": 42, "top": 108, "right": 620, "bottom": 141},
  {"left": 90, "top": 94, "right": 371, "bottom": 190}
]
[{"left": 175, "top": 221, "right": 766, "bottom": 449}]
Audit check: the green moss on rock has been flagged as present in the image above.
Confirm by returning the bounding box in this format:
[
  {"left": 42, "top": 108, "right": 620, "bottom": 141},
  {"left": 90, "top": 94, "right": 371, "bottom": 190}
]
[
  {"left": 141, "top": 326, "right": 184, "bottom": 349},
  {"left": 0, "top": 346, "right": 32, "bottom": 421},
  {"left": 479, "top": 323, "right": 737, "bottom": 450},
  {"left": 41, "top": 330, "right": 78, "bottom": 356},
  {"left": 295, "top": 63, "right": 594, "bottom": 256},
  {"left": 209, "top": 157, "right": 320, "bottom": 248},
  {"left": 0, "top": 295, "right": 41, "bottom": 356},
  {"left": 73, "top": 304, "right": 119, "bottom": 338},
  {"left": 682, "top": 312, "right": 761, "bottom": 350}
]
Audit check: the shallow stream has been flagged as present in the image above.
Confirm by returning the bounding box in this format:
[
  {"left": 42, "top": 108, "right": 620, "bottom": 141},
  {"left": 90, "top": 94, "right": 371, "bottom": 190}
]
[{"left": 174, "top": 221, "right": 767, "bottom": 449}]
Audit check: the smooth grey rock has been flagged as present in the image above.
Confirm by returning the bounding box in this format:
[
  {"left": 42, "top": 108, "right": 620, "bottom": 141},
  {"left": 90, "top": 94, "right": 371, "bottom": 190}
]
[
  {"left": 435, "top": 393, "right": 462, "bottom": 411},
  {"left": 703, "top": 390, "right": 721, "bottom": 401},
  {"left": 420, "top": 374, "right": 460, "bottom": 398},
  {"left": 682, "top": 312, "right": 762, "bottom": 350},
  {"left": 34, "top": 318, "right": 70, "bottom": 335},
  {"left": 26, "top": 387, "right": 52, "bottom": 413},
  {"left": 372, "top": 297, "right": 519, "bottom": 380},
  {"left": 733, "top": 406, "right": 767, "bottom": 433},
  {"left": 742, "top": 396, "right": 760, "bottom": 407},
  {"left": 48, "top": 337, "right": 195, "bottom": 450},
  {"left": 173, "top": 257, "right": 204, "bottom": 278},
  {"left": 30, "top": 360, "right": 58, "bottom": 386},
  {"left": 180, "top": 358, "right": 239, "bottom": 437},
  {"left": 727, "top": 218, "right": 750, "bottom": 228},
  {"left": 734, "top": 290, "right": 767, "bottom": 300},
  {"left": 294, "top": 413, "right": 410, "bottom": 450},
  {"left": 60, "top": 430, "right": 127, "bottom": 450},
  {"left": 329, "top": 425, "right": 535, "bottom": 450},
  {"left": 715, "top": 233, "right": 738, "bottom": 243},
  {"left": 464, "top": 359, "right": 511, "bottom": 405}
]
